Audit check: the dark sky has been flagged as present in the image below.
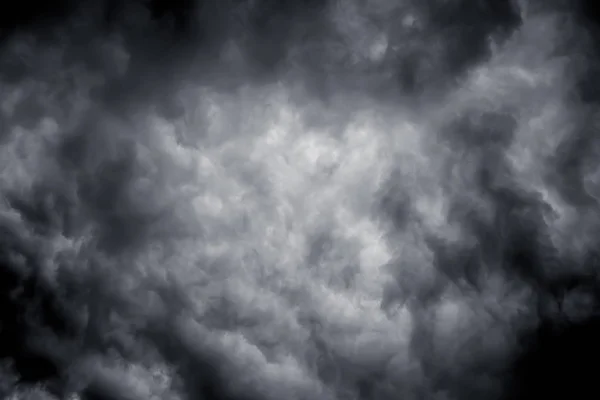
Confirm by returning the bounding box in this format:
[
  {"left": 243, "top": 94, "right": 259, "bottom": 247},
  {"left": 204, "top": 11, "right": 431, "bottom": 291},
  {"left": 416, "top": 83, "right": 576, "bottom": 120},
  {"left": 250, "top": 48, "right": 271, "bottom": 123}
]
[{"left": 1, "top": 1, "right": 600, "bottom": 399}]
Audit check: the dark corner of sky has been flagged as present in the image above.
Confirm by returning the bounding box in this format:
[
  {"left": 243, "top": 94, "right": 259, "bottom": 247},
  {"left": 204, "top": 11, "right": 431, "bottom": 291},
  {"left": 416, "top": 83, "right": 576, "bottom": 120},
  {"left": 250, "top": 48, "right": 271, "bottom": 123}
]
[{"left": 3, "top": 1, "right": 600, "bottom": 400}]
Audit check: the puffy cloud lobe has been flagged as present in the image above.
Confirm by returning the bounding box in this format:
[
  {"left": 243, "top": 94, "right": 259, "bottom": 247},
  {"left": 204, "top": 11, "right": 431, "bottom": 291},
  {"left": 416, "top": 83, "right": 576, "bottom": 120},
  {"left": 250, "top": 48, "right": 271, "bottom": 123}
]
[{"left": 2, "top": 1, "right": 600, "bottom": 400}]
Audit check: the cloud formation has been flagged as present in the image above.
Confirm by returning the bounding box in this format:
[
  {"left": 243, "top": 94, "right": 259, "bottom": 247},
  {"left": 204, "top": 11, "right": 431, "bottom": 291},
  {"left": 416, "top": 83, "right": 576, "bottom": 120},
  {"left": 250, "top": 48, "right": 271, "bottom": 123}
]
[{"left": 1, "top": 1, "right": 600, "bottom": 399}]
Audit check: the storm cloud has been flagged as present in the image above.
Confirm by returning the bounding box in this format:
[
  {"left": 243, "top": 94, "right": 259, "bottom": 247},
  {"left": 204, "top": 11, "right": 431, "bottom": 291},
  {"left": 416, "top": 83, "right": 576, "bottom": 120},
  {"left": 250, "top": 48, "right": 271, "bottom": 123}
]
[{"left": 1, "top": 0, "right": 600, "bottom": 399}]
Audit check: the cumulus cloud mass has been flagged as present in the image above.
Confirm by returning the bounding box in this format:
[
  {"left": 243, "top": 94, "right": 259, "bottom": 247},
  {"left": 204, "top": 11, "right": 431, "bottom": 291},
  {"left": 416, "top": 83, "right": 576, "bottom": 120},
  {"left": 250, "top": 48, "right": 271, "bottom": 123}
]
[{"left": 2, "top": 0, "right": 600, "bottom": 399}]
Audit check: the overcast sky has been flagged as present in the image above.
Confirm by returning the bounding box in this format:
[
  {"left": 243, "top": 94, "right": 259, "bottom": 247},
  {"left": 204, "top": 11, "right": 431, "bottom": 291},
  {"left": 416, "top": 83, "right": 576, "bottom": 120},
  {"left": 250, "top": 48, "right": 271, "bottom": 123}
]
[{"left": 1, "top": 1, "right": 600, "bottom": 399}]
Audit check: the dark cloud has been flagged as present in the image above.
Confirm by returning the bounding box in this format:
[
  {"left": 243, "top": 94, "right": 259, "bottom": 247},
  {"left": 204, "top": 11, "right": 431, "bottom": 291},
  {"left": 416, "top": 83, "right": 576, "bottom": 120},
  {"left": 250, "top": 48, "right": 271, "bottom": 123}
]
[{"left": 2, "top": 1, "right": 600, "bottom": 400}]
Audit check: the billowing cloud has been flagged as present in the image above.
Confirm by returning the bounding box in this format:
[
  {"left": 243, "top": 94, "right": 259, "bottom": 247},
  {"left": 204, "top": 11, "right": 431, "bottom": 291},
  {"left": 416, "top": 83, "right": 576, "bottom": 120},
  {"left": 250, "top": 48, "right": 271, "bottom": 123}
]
[{"left": 1, "top": 1, "right": 600, "bottom": 399}]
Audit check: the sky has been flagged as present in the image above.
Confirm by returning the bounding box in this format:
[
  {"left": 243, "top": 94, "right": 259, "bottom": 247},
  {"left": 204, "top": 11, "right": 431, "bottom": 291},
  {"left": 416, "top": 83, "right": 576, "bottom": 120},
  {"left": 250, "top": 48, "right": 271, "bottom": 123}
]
[{"left": 1, "top": 0, "right": 600, "bottom": 399}]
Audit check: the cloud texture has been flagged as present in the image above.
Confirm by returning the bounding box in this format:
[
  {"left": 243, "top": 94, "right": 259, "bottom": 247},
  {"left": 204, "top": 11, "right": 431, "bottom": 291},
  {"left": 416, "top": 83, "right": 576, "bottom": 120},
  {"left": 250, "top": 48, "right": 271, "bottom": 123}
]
[{"left": 1, "top": 1, "right": 600, "bottom": 399}]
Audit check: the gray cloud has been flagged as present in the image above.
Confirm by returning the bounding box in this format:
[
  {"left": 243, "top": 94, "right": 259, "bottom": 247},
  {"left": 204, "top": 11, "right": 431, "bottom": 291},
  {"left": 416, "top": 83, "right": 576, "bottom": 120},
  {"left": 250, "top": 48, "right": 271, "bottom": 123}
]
[{"left": 1, "top": 1, "right": 600, "bottom": 400}]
